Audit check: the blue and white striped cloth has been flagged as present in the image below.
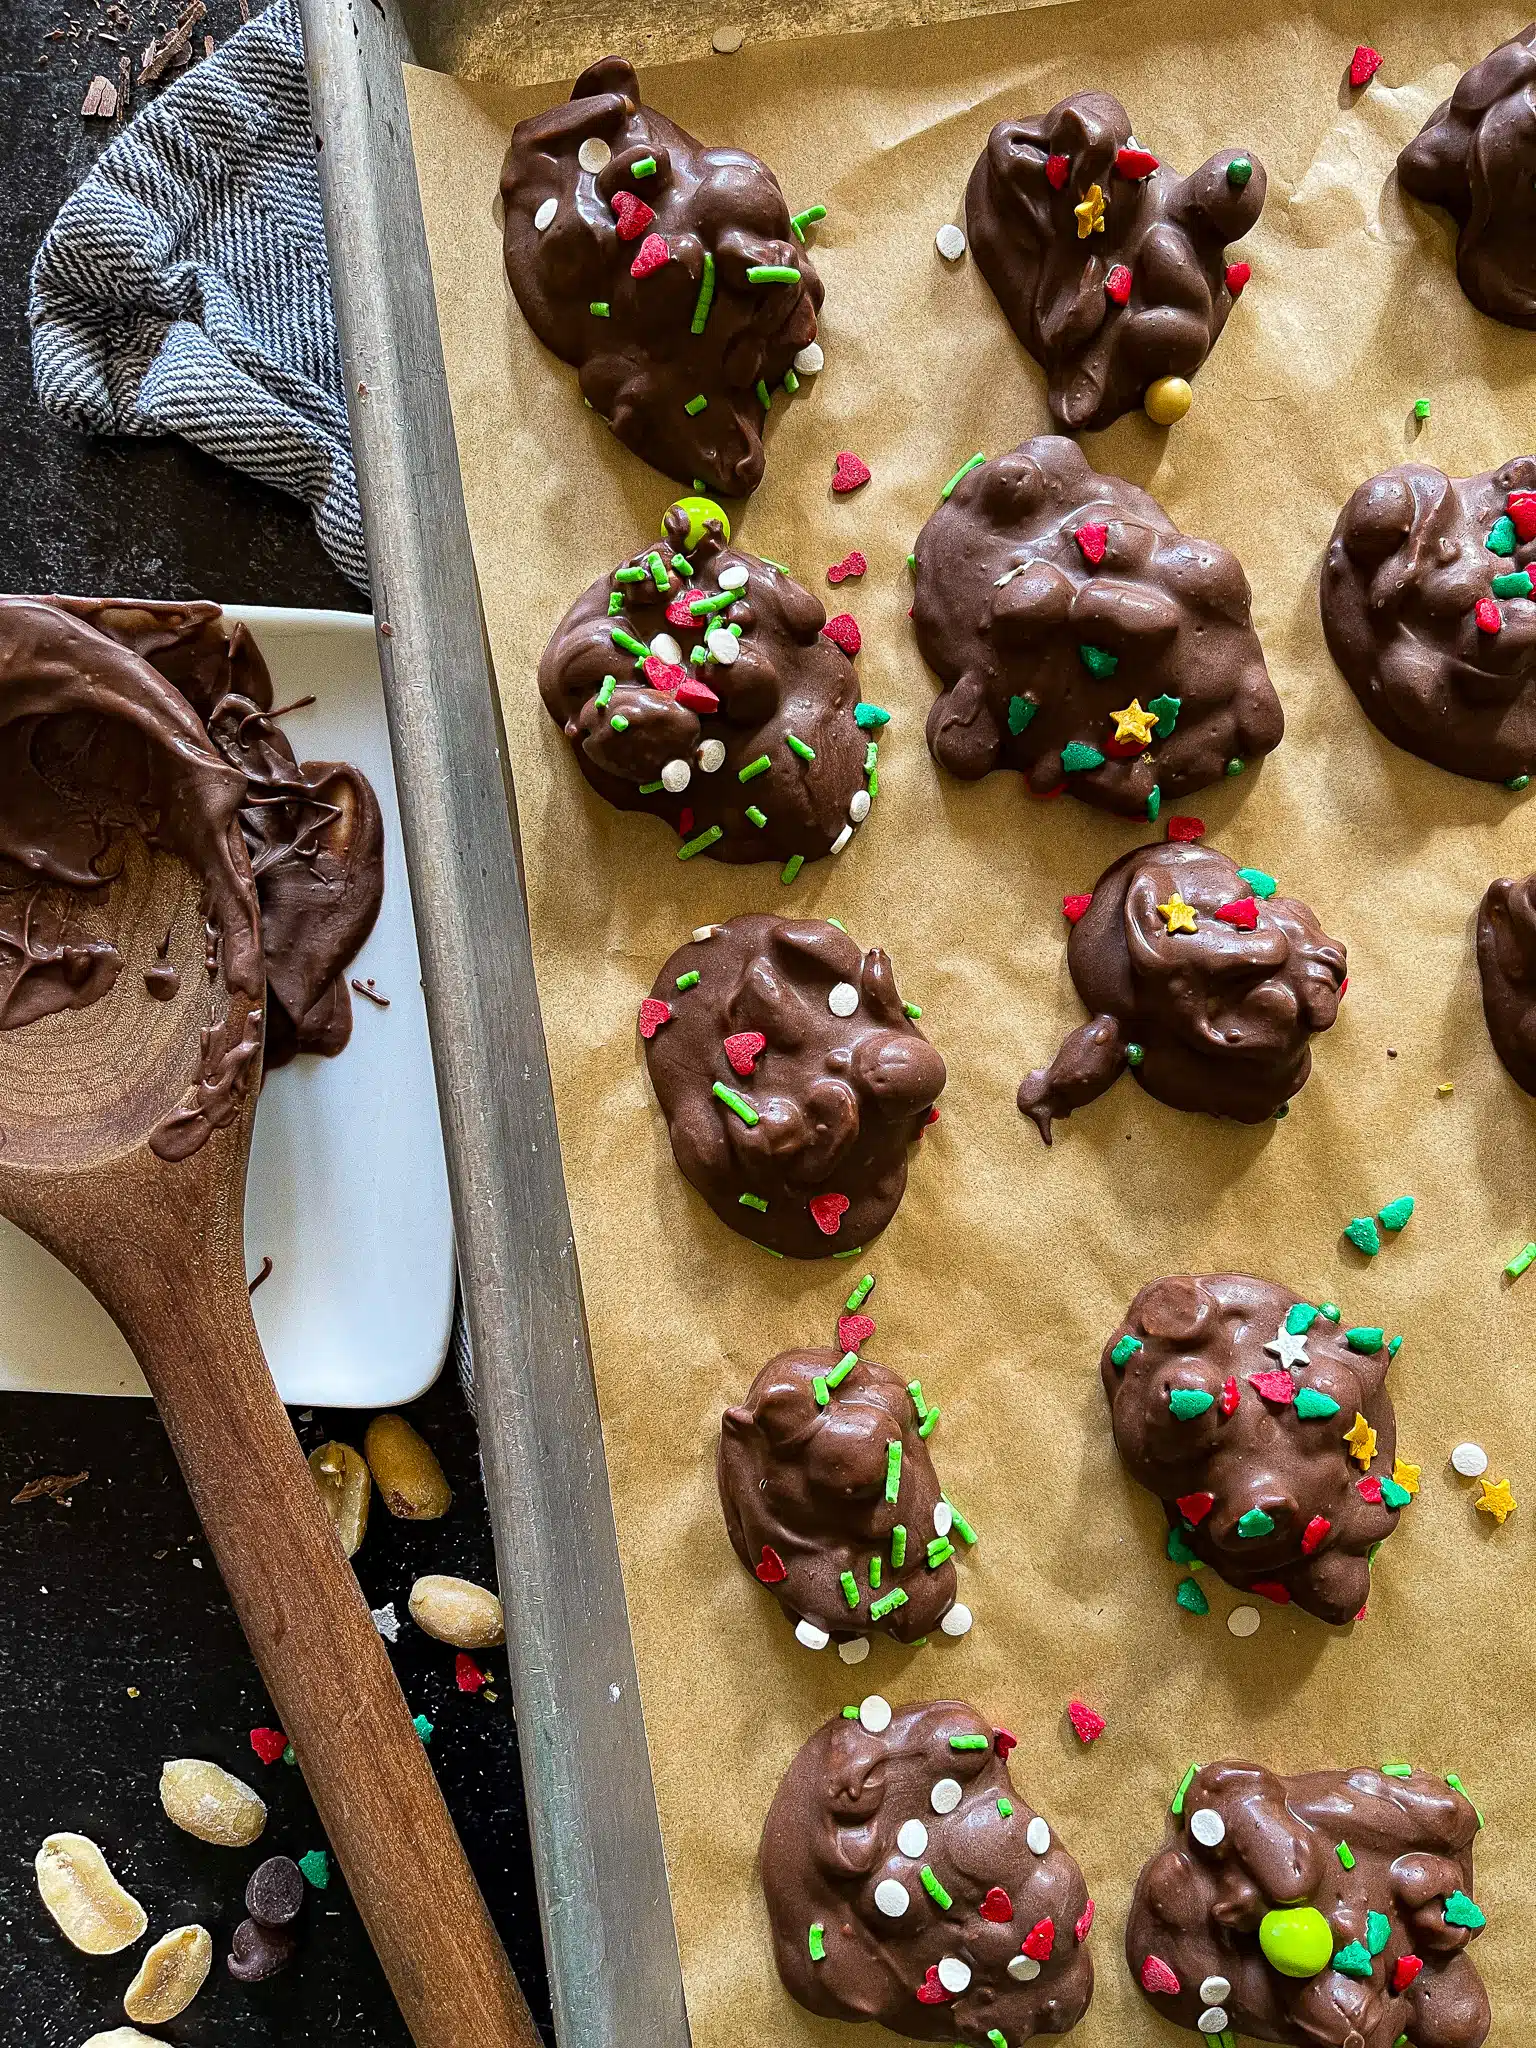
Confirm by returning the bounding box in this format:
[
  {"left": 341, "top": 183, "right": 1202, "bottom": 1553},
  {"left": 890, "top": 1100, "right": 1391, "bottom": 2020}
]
[{"left": 28, "top": 0, "right": 367, "bottom": 590}]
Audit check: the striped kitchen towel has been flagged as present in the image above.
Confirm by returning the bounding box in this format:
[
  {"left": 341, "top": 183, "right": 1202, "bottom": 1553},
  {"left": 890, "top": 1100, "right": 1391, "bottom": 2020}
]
[{"left": 28, "top": 0, "right": 367, "bottom": 590}]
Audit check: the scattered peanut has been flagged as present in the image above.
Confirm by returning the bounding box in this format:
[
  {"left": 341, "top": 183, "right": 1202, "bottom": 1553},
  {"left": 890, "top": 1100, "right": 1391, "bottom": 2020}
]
[
  {"left": 123, "top": 1923, "right": 212, "bottom": 2022},
  {"left": 308, "top": 1439, "right": 371, "bottom": 1556},
  {"left": 159, "top": 1759, "right": 267, "bottom": 1848},
  {"left": 365, "top": 1414, "right": 453, "bottom": 1519},
  {"left": 35, "top": 1833, "right": 147, "bottom": 1954},
  {"left": 409, "top": 1573, "right": 505, "bottom": 1649}
]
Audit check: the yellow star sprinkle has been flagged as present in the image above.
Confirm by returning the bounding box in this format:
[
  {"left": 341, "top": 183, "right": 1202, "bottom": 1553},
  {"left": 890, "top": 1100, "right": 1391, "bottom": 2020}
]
[
  {"left": 1074, "top": 182, "right": 1106, "bottom": 238},
  {"left": 1392, "top": 1457, "right": 1420, "bottom": 1498},
  {"left": 1157, "top": 892, "right": 1199, "bottom": 935},
  {"left": 1476, "top": 1476, "right": 1517, "bottom": 1526},
  {"left": 1343, "top": 1412, "right": 1377, "bottom": 1469},
  {"left": 1110, "top": 699, "right": 1159, "bottom": 745}
]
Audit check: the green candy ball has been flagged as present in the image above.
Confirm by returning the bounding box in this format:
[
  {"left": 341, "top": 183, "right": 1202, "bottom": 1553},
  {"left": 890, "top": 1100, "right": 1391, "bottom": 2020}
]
[
  {"left": 1259, "top": 1905, "right": 1334, "bottom": 1978},
  {"left": 668, "top": 496, "right": 731, "bottom": 550}
]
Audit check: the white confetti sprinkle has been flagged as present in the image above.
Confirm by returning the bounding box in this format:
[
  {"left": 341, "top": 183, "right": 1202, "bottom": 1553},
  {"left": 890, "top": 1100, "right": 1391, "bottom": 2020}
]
[
  {"left": 935, "top": 223, "right": 967, "bottom": 261},
  {"left": 577, "top": 137, "right": 611, "bottom": 173},
  {"left": 932, "top": 1501, "right": 953, "bottom": 1538},
  {"left": 706, "top": 628, "right": 739, "bottom": 665},
  {"left": 1190, "top": 1808, "right": 1226, "bottom": 1848},
  {"left": 661, "top": 759, "right": 691, "bottom": 794},
  {"left": 371, "top": 1603, "right": 400, "bottom": 1642},
  {"left": 1198, "top": 2010, "right": 1230, "bottom": 2036},
  {"left": 828, "top": 981, "right": 859, "bottom": 1017},
  {"left": 930, "top": 1777, "right": 963, "bottom": 1815},
  {"left": 691, "top": 924, "right": 719, "bottom": 941},
  {"left": 717, "top": 562, "right": 750, "bottom": 590},
  {"left": 1227, "top": 1605, "right": 1261, "bottom": 1638},
  {"left": 1007, "top": 1954, "right": 1041, "bottom": 1982},
  {"left": 1026, "top": 1817, "right": 1051, "bottom": 1855},
  {"left": 795, "top": 1620, "right": 830, "bottom": 1650},
  {"left": 696, "top": 740, "right": 727, "bottom": 773},
  {"left": 534, "top": 197, "right": 558, "bottom": 232},
  {"left": 650, "top": 632, "right": 682, "bottom": 665},
  {"left": 848, "top": 789, "right": 872, "bottom": 823},
  {"left": 830, "top": 823, "right": 853, "bottom": 855},
  {"left": 711, "top": 23, "right": 745, "bottom": 53},
  {"left": 1264, "top": 1325, "right": 1310, "bottom": 1371},
  {"left": 896, "top": 1819, "right": 928, "bottom": 1858},
  {"left": 859, "top": 1694, "right": 892, "bottom": 1734},
  {"left": 994, "top": 563, "right": 1027, "bottom": 586},
  {"left": 939, "top": 1603, "right": 972, "bottom": 1638},
  {"left": 1199, "top": 1976, "right": 1232, "bottom": 2005},
  {"left": 837, "top": 1635, "right": 870, "bottom": 1665},
  {"left": 1452, "top": 1441, "right": 1488, "bottom": 1478},
  {"left": 937, "top": 1956, "right": 972, "bottom": 1994},
  {"left": 793, "top": 341, "right": 824, "bottom": 375},
  {"left": 874, "top": 1878, "right": 909, "bottom": 1918}
]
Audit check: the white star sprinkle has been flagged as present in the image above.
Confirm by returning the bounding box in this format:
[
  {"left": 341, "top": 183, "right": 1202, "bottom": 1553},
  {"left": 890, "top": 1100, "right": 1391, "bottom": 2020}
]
[{"left": 1263, "top": 1326, "right": 1311, "bottom": 1372}]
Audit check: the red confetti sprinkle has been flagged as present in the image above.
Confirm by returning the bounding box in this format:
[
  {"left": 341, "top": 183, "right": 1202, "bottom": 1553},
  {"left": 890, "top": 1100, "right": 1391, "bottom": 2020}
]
[
  {"left": 1219, "top": 1376, "right": 1241, "bottom": 1416},
  {"left": 1301, "top": 1514, "right": 1332, "bottom": 1555},
  {"left": 923, "top": 1104, "right": 941, "bottom": 1125},
  {"left": 249, "top": 1727, "right": 287, "bottom": 1766},
  {"left": 1165, "top": 814, "right": 1205, "bottom": 842},
  {"left": 915, "top": 1965, "right": 954, "bottom": 2005},
  {"left": 1074, "top": 1899, "right": 1096, "bottom": 1944},
  {"left": 1067, "top": 1699, "right": 1106, "bottom": 1744},
  {"left": 1226, "top": 260, "right": 1252, "bottom": 297},
  {"left": 1104, "top": 263, "right": 1133, "bottom": 306},
  {"left": 1141, "top": 1954, "right": 1180, "bottom": 1997},
  {"left": 1177, "top": 1492, "right": 1215, "bottom": 1525},
  {"left": 1358, "top": 1475, "right": 1384, "bottom": 1504},
  {"left": 1339, "top": 975, "right": 1349, "bottom": 997},
  {"left": 1115, "top": 146, "right": 1159, "bottom": 179},
  {"left": 808, "top": 1192, "right": 850, "bottom": 1235},
  {"left": 630, "top": 233, "right": 670, "bottom": 278},
  {"left": 838, "top": 1312, "right": 875, "bottom": 1352},
  {"left": 994, "top": 1728, "right": 1018, "bottom": 1760},
  {"left": 1063, "top": 892, "right": 1094, "bottom": 922},
  {"left": 676, "top": 677, "right": 720, "bottom": 714},
  {"left": 611, "top": 189, "right": 656, "bottom": 241},
  {"left": 1105, "top": 733, "right": 1149, "bottom": 759},
  {"left": 1046, "top": 153, "right": 1070, "bottom": 190},
  {"left": 638, "top": 998, "right": 672, "bottom": 1039},
  {"left": 822, "top": 613, "right": 862, "bottom": 656},
  {"left": 1355, "top": 1603, "right": 1368, "bottom": 1622},
  {"left": 1476, "top": 597, "right": 1502, "bottom": 635},
  {"left": 831, "top": 450, "right": 871, "bottom": 494},
  {"left": 455, "top": 1653, "right": 486, "bottom": 1694},
  {"left": 1251, "top": 1579, "right": 1292, "bottom": 1605},
  {"left": 724, "top": 1030, "right": 766, "bottom": 1075},
  {"left": 755, "top": 1544, "right": 788, "bottom": 1584},
  {"left": 643, "top": 655, "right": 686, "bottom": 694},
  {"left": 677, "top": 808, "right": 694, "bottom": 837},
  {"left": 1393, "top": 1955, "right": 1425, "bottom": 1992},
  {"left": 1031, "top": 783, "right": 1067, "bottom": 800},
  {"left": 1349, "top": 43, "right": 1383, "bottom": 87},
  {"left": 1509, "top": 491, "right": 1536, "bottom": 542},
  {"left": 827, "top": 551, "right": 867, "bottom": 585},
  {"left": 1075, "top": 522, "right": 1108, "bottom": 565},
  {"left": 1022, "top": 1916, "right": 1056, "bottom": 1962},
  {"left": 666, "top": 588, "right": 705, "bottom": 628},
  {"left": 979, "top": 1887, "right": 1014, "bottom": 1923},
  {"left": 1248, "top": 1369, "right": 1295, "bottom": 1404},
  {"left": 1216, "top": 897, "right": 1259, "bottom": 930}
]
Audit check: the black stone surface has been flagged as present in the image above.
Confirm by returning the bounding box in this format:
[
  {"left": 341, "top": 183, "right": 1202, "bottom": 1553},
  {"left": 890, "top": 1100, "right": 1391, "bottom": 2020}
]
[{"left": 0, "top": 6, "right": 554, "bottom": 2042}]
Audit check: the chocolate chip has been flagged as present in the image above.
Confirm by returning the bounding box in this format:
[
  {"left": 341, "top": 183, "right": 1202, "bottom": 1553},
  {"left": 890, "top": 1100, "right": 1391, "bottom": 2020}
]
[
  {"left": 227, "top": 1915, "right": 298, "bottom": 1983},
  {"left": 245, "top": 1854, "right": 305, "bottom": 1928}
]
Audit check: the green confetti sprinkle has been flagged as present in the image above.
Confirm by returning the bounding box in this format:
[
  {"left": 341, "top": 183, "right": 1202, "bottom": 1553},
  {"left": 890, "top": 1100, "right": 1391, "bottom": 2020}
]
[
  {"left": 988, "top": 2033, "right": 1008, "bottom": 2048},
  {"left": 1445, "top": 1892, "right": 1487, "bottom": 1931},
  {"left": 790, "top": 204, "right": 827, "bottom": 240},
  {"left": 690, "top": 591, "right": 735, "bottom": 618},
  {"left": 1486, "top": 515, "right": 1518, "bottom": 556},
  {"left": 595, "top": 675, "right": 616, "bottom": 707},
  {"left": 949, "top": 1734, "right": 989, "bottom": 1752},
  {"left": 780, "top": 854, "right": 804, "bottom": 884},
  {"left": 1344, "top": 1217, "right": 1381, "bottom": 1255},
  {"left": 739, "top": 754, "right": 771, "bottom": 781},
  {"left": 1332, "top": 1940, "right": 1373, "bottom": 1979},
  {"left": 1007, "top": 693, "right": 1037, "bottom": 735},
  {"left": 927, "top": 1537, "right": 956, "bottom": 1568},
  {"left": 1147, "top": 784, "right": 1161, "bottom": 822},
  {"left": 1381, "top": 1477, "right": 1413, "bottom": 1509},
  {"left": 846, "top": 1273, "right": 875, "bottom": 1311},
  {"left": 855, "top": 702, "right": 891, "bottom": 729},
  {"left": 1377, "top": 1195, "right": 1414, "bottom": 1233},
  {"left": 739, "top": 1192, "right": 768, "bottom": 1211},
  {"left": 631, "top": 155, "right": 657, "bottom": 177},
  {"left": 747, "top": 264, "right": 800, "bottom": 284},
  {"left": 997, "top": 1797, "right": 1014, "bottom": 1818},
  {"left": 1295, "top": 1388, "right": 1341, "bottom": 1420},
  {"left": 1506, "top": 1242, "right": 1536, "bottom": 1279},
  {"left": 1126, "top": 1042, "right": 1145, "bottom": 1065},
  {"left": 1167, "top": 1524, "right": 1199, "bottom": 1565},
  {"left": 1286, "top": 1302, "right": 1319, "bottom": 1334},
  {"left": 1175, "top": 1577, "right": 1209, "bottom": 1616},
  {"left": 786, "top": 732, "right": 816, "bottom": 761},
  {"left": 826, "top": 1352, "right": 858, "bottom": 1392},
  {"left": 946, "top": 1499, "right": 977, "bottom": 1545},
  {"left": 1493, "top": 569, "right": 1534, "bottom": 599},
  {"left": 885, "top": 1439, "right": 903, "bottom": 1504},
  {"left": 1508, "top": 774, "right": 1531, "bottom": 790},
  {"left": 1237, "top": 1507, "right": 1275, "bottom": 1539},
  {"left": 1228, "top": 156, "right": 1253, "bottom": 187},
  {"left": 1382, "top": 1762, "right": 1413, "bottom": 1777},
  {"left": 869, "top": 1556, "right": 883, "bottom": 1592},
  {"left": 1336, "top": 1840, "right": 1356, "bottom": 1869},
  {"left": 1171, "top": 1763, "right": 1199, "bottom": 1813},
  {"left": 1319, "top": 1302, "right": 1341, "bottom": 1320},
  {"left": 589, "top": 300, "right": 611, "bottom": 317},
  {"left": 1062, "top": 741, "right": 1106, "bottom": 772},
  {"left": 813, "top": 1375, "right": 829, "bottom": 1406},
  {"left": 1147, "top": 692, "right": 1181, "bottom": 734},
  {"left": 609, "top": 714, "right": 630, "bottom": 732},
  {"left": 298, "top": 1849, "right": 330, "bottom": 1890},
  {"left": 841, "top": 1570, "right": 860, "bottom": 1608},
  {"left": 842, "top": 1706, "right": 859, "bottom": 1719},
  {"left": 684, "top": 393, "right": 708, "bottom": 416},
  {"left": 282, "top": 1743, "right": 296, "bottom": 1767},
  {"left": 1077, "top": 643, "right": 1119, "bottom": 678},
  {"left": 1237, "top": 866, "right": 1277, "bottom": 898},
  {"left": 783, "top": 369, "right": 800, "bottom": 393},
  {"left": 1169, "top": 1388, "right": 1215, "bottom": 1420},
  {"left": 639, "top": 780, "right": 664, "bottom": 794},
  {"left": 611, "top": 625, "right": 650, "bottom": 658},
  {"left": 1413, "top": 397, "right": 1431, "bottom": 420},
  {"left": 690, "top": 251, "right": 716, "bottom": 334},
  {"left": 607, "top": 592, "right": 624, "bottom": 614},
  {"left": 907, "top": 1381, "right": 928, "bottom": 1421},
  {"left": 712, "top": 1081, "right": 759, "bottom": 1125},
  {"left": 755, "top": 378, "right": 772, "bottom": 410},
  {"left": 892, "top": 1525, "right": 907, "bottom": 1567},
  {"left": 744, "top": 805, "right": 768, "bottom": 828},
  {"left": 671, "top": 556, "right": 692, "bottom": 575},
  {"left": 869, "top": 1587, "right": 908, "bottom": 1621},
  {"left": 1226, "top": 757, "right": 1245, "bottom": 775},
  {"left": 903, "top": 1001, "right": 922, "bottom": 1019},
  {"left": 808, "top": 1922, "right": 826, "bottom": 1961},
  {"left": 1366, "top": 1911, "right": 1391, "bottom": 1956},
  {"left": 918, "top": 1407, "right": 940, "bottom": 1439},
  {"left": 940, "top": 453, "right": 985, "bottom": 499},
  {"left": 1346, "top": 1327, "right": 1385, "bottom": 1353},
  {"left": 675, "top": 970, "right": 700, "bottom": 991},
  {"left": 613, "top": 565, "right": 647, "bottom": 583},
  {"left": 647, "top": 550, "right": 669, "bottom": 591},
  {"left": 413, "top": 1713, "right": 434, "bottom": 1744},
  {"left": 1111, "top": 1334, "right": 1142, "bottom": 1368}
]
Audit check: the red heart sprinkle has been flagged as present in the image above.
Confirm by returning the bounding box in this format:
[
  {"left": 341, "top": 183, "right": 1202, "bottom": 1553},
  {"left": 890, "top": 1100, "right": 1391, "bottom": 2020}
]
[
  {"left": 1046, "top": 153, "right": 1070, "bottom": 189},
  {"left": 1476, "top": 597, "right": 1502, "bottom": 635},
  {"left": 676, "top": 678, "right": 720, "bottom": 714},
  {"left": 1226, "top": 260, "right": 1252, "bottom": 297},
  {"left": 638, "top": 998, "right": 672, "bottom": 1039},
  {"left": 1216, "top": 898, "right": 1259, "bottom": 930},
  {"left": 456, "top": 1653, "right": 486, "bottom": 1694},
  {"left": 979, "top": 1887, "right": 1014, "bottom": 1923},
  {"left": 1116, "top": 146, "right": 1159, "bottom": 179},
  {"left": 1165, "top": 815, "right": 1205, "bottom": 842},
  {"left": 1349, "top": 43, "right": 1383, "bottom": 87},
  {"left": 914, "top": 1965, "right": 954, "bottom": 2005},
  {"left": 1358, "top": 1475, "right": 1384, "bottom": 1504},
  {"left": 630, "top": 232, "right": 670, "bottom": 278},
  {"left": 822, "top": 613, "right": 861, "bottom": 655},
  {"left": 1301, "top": 1513, "right": 1331, "bottom": 1555},
  {"left": 827, "top": 551, "right": 867, "bottom": 585},
  {"left": 643, "top": 656, "right": 686, "bottom": 693},
  {"left": 1251, "top": 1579, "right": 1292, "bottom": 1605},
  {"left": 1141, "top": 1955, "right": 1180, "bottom": 1996},
  {"left": 809, "top": 1192, "right": 849, "bottom": 1235},
  {"left": 1177, "top": 1492, "right": 1215, "bottom": 1525},
  {"left": 1508, "top": 491, "right": 1536, "bottom": 541},
  {"left": 1063, "top": 892, "right": 1094, "bottom": 922},
  {"left": 666, "top": 588, "right": 705, "bottom": 628},
  {"left": 838, "top": 1312, "right": 875, "bottom": 1351},
  {"left": 1022, "top": 1916, "right": 1056, "bottom": 1961},
  {"left": 724, "top": 1030, "right": 766, "bottom": 1075},
  {"left": 249, "top": 1727, "right": 287, "bottom": 1766},
  {"left": 832, "top": 451, "right": 871, "bottom": 494},
  {"left": 1219, "top": 1376, "right": 1241, "bottom": 1416},
  {"left": 1074, "top": 1899, "right": 1096, "bottom": 1944},
  {"left": 1074, "top": 522, "right": 1108, "bottom": 564},
  {"left": 611, "top": 189, "right": 656, "bottom": 241},
  {"left": 1068, "top": 1700, "right": 1106, "bottom": 1744},
  {"left": 677, "top": 808, "right": 694, "bottom": 836},
  {"left": 755, "top": 1545, "right": 788, "bottom": 1584},
  {"left": 994, "top": 1728, "right": 1017, "bottom": 1760},
  {"left": 1355, "top": 1602, "right": 1368, "bottom": 1621},
  {"left": 1393, "top": 1955, "right": 1425, "bottom": 1992},
  {"left": 1104, "top": 264, "right": 1133, "bottom": 305},
  {"left": 1248, "top": 1369, "right": 1295, "bottom": 1404},
  {"left": 923, "top": 1104, "right": 941, "bottom": 1126}
]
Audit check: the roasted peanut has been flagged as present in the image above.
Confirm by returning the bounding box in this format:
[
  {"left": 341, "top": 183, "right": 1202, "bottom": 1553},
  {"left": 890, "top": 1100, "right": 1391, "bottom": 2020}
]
[
  {"left": 159, "top": 1758, "right": 267, "bottom": 1848},
  {"left": 35, "top": 1833, "right": 147, "bottom": 1954},
  {"left": 408, "top": 1572, "right": 505, "bottom": 1648},
  {"left": 364, "top": 1413, "right": 452, "bottom": 1519},
  {"left": 308, "top": 1439, "right": 371, "bottom": 1556},
  {"left": 123, "top": 1923, "right": 212, "bottom": 2022}
]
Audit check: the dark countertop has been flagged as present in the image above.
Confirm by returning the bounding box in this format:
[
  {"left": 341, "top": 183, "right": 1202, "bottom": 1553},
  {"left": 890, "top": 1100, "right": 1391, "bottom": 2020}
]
[{"left": 0, "top": 6, "right": 553, "bottom": 2041}]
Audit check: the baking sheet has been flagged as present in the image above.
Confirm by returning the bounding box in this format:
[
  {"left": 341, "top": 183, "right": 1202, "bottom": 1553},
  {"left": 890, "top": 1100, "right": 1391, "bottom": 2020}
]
[{"left": 403, "top": 5, "right": 1532, "bottom": 2039}]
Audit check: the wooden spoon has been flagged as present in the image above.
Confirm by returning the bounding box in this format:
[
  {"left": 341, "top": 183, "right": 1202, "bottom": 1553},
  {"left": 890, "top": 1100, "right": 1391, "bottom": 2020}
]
[{"left": 0, "top": 624, "right": 537, "bottom": 2047}]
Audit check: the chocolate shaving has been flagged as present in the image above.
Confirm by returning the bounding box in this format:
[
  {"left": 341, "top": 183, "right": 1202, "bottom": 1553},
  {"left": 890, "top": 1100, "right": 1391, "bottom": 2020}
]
[
  {"left": 137, "top": 0, "right": 206, "bottom": 86},
  {"left": 350, "top": 978, "right": 390, "bottom": 1008},
  {"left": 81, "top": 74, "right": 117, "bottom": 118},
  {"left": 12, "top": 1471, "right": 89, "bottom": 1505},
  {"left": 249, "top": 1255, "right": 274, "bottom": 1293}
]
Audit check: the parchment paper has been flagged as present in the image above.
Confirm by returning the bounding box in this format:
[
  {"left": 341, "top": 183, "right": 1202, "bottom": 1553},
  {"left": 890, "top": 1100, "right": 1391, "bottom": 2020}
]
[{"left": 403, "top": 5, "right": 1532, "bottom": 2038}]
